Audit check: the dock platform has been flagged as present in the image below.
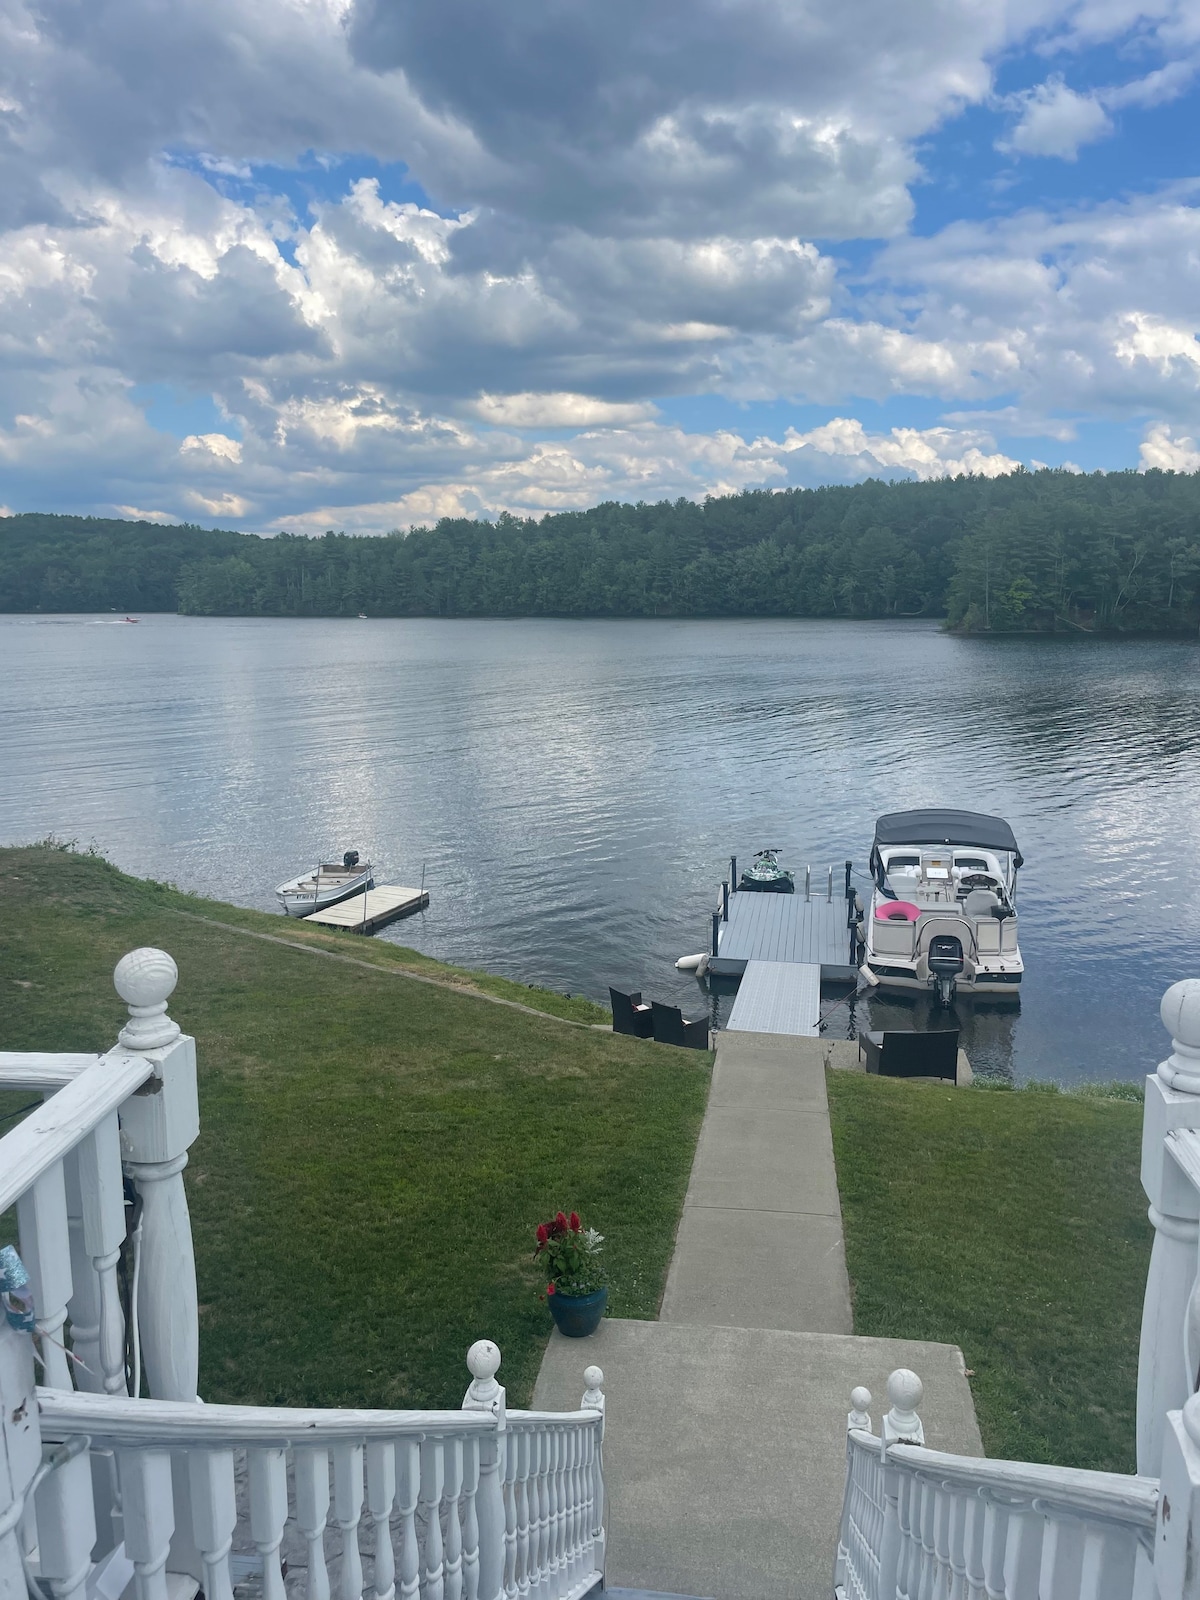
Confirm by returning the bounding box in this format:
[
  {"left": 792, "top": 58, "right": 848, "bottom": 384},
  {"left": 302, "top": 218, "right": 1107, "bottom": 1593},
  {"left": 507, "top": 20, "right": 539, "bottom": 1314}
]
[
  {"left": 726, "top": 960, "right": 821, "bottom": 1037},
  {"left": 710, "top": 890, "right": 857, "bottom": 981},
  {"left": 302, "top": 885, "right": 429, "bottom": 934}
]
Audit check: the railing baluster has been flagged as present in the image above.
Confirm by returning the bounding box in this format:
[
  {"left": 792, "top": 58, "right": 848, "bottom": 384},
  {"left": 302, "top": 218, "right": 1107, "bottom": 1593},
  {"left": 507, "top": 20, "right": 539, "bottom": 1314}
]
[
  {"left": 444, "top": 1436, "right": 464, "bottom": 1600},
  {"left": 118, "top": 1448, "right": 175, "bottom": 1600},
  {"left": 31, "top": 1446, "right": 96, "bottom": 1600},
  {"left": 18, "top": 1160, "right": 74, "bottom": 1390},
  {"left": 420, "top": 1437, "right": 446, "bottom": 1600},
  {"left": 78, "top": 1113, "right": 129, "bottom": 1395},
  {"left": 500, "top": 1426, "right": 517, "bottom": 1600},
  {"left": 333, "top": 1443, "right": 365, "bottom": 1600},
  {"left": 461, "top": 1434, "right": 481, "bottom": 1600},
  {"left": 295, "top": 1447, "right": 333, "bottom": 1600},
  {"left": 248, "top": 1447, "right": 289, "bottom": 1600},
  {"left": 530, "top": 1431, "right": 548, "bottom": 1596},
  {"left": 367, "top": 1439, "right": 398, "bottom": 1600},
  {"left": 513, "top": 1431, "right": 531, "bottom": 1600},
  {"left": 189, "top": 1447, "right": 237, "bottom": 1600},
  {"left": 395, "top": 1438, "right": 421, "bottom": 1600},
  {"left": 554, "top": 1428, "right": 568, "bottom": 1597}
]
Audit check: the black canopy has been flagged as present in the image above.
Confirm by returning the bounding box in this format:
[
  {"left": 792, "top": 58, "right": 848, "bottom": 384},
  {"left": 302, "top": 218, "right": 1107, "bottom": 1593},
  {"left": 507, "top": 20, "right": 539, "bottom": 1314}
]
[{"left": 872, "top": 809, "right": 1022, "bottom": 866}]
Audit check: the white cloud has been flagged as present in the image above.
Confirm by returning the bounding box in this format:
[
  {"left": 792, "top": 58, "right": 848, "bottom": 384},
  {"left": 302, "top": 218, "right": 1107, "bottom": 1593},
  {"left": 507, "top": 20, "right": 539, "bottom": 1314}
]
[
  {"left": 469, "top": 393, "right": 659, "bottom": 427},
  {"left": 999, "top": 76, "right": 1112, "bottom": 159},
  {"left": 1140, "top": 421, "right": 1200, "bottom": 471},
  {"left": 181, "top": 432, "right": 243, "bottom": 462}
]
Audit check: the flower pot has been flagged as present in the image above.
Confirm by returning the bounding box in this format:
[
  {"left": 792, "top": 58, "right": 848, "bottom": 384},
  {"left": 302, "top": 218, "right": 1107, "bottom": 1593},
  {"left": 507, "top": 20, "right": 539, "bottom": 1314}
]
[{"left": 547, "top": 1286, "right": 607, "bottom": 1338}]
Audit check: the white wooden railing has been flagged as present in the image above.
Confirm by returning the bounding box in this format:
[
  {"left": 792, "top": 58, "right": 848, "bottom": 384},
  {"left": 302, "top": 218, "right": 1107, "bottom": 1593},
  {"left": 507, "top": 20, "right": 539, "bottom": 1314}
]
[
  {"left": 0, "top": 949, "right": 606, "bottom": 1600},
  {"left": 834, "top": 977, "right": 1200, "bottom": 1600},
  {"left": 834, "top": 1372, "right": 1157, "bottom": 1600}
]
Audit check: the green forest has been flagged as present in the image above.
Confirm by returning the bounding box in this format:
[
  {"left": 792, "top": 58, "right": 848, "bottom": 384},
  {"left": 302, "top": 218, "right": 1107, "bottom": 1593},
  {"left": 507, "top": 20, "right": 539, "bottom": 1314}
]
[{"left": 4, "top": 466, "right": 1200, "bottom": 631}]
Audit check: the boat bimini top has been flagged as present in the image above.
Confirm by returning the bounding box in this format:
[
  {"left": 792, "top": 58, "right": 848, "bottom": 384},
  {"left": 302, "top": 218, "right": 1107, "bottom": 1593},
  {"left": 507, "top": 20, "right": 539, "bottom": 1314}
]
[{"left": 870, "top": 809, "right": 1023, "bottom": 873}]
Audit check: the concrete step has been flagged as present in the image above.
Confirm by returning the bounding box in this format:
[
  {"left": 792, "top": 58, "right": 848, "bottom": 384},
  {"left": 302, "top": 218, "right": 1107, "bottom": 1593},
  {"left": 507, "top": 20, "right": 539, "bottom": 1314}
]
[{"left": 535, "top": 1319, "right": 981, "bottom": 1600}]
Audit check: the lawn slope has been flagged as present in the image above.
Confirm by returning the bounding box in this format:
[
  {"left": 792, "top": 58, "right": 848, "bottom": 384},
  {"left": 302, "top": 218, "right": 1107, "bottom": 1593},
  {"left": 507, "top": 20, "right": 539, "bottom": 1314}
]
[
  {"left": 828, "top": 1070, "right": 1150, "bottom": 1473},
  {"left": 0, "top": 846, "right": 710, "bottom": 1409}
]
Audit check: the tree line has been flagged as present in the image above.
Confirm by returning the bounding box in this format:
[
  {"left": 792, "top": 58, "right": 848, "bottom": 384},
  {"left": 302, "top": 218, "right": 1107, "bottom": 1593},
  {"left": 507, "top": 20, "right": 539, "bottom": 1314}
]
[{"left": 3, "top": 467, "right": 1200, "bottom": 631}]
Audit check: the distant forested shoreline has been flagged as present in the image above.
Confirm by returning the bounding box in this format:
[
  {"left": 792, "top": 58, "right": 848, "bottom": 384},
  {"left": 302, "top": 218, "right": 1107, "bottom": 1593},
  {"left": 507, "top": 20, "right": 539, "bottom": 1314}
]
[{"left": 4, "top": 467, "right": 1200, "bottom": 632}]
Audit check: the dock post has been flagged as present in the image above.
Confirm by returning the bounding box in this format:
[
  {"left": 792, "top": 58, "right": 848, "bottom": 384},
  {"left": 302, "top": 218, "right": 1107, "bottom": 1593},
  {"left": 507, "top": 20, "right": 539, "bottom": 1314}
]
[
  {"left": 730, "top": 856, "right": 737, "bottom": 892},
  {"left": 722, "top": 880, "right": 729, "bottom": 921},
  {"left": 845, "top": 860, "right": 853, "bottom": 900},
  {"left": 711, "top": 911, "right": 720, "bottom": 958},
  {"left": 827, "top": 865, "right": 833, "bottom": 902},
  {"left": 805, "top": 865, "right": 811, "bottom": 901}
]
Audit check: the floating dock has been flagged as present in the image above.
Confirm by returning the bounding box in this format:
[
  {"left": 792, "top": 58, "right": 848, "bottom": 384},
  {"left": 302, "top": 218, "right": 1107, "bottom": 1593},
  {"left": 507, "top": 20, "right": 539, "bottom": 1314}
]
[
  {"left": 302, "top": 885, "right": 429, "bottom": 934},
  {"left": 709, "top": 885, "right": 858, "bottom": 981}
]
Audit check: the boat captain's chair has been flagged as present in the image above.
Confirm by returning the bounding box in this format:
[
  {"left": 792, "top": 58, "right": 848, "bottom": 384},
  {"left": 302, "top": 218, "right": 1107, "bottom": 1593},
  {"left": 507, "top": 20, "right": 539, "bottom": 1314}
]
[{"left": 963, "top": 888, "right": 1001, "bottom": 919}]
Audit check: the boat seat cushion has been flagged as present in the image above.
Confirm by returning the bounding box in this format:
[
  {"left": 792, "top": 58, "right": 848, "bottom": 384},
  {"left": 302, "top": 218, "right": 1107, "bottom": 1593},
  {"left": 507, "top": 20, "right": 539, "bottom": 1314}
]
[{"left": 964, "top": 889, "right": 1001, "bottom": 918}]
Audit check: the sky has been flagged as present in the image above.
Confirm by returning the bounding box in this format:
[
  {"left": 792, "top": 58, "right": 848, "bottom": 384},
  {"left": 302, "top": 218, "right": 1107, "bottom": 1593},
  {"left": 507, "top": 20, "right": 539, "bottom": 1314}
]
[{"left": 1, "top": 0, "right": 1199, "bottom": 533}]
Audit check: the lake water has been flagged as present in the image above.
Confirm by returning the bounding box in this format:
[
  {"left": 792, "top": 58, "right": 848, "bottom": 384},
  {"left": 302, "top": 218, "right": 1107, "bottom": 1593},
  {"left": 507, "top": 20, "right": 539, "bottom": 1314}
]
[{"left": 2, "top": 613, "right": 1199, "bottom": 1083}]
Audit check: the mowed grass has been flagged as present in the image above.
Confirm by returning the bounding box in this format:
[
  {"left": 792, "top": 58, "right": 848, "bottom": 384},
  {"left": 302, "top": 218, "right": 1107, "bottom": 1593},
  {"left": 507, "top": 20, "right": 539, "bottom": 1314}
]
[
  {"left": 0, "top": 846, "right": 710, "bottom": 1410},
  {"left": 827, "top": 1069, "right": 1150, "bottom": 1473}
]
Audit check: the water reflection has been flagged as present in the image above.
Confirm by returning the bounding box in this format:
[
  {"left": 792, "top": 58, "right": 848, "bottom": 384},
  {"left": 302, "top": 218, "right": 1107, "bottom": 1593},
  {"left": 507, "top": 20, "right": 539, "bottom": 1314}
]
[{"left": 1, "top": 614, "right": 1199, "bottom": 1083}]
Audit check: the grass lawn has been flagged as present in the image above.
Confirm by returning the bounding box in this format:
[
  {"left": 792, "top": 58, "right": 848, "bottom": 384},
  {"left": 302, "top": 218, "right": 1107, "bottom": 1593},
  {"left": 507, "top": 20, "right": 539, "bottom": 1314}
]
[
  {"left": 827, "top": 1069, "right": 1151, "bottom": 1474},
  {"left": 0, "top": 845, "right": 710, "bottom": 1410}
]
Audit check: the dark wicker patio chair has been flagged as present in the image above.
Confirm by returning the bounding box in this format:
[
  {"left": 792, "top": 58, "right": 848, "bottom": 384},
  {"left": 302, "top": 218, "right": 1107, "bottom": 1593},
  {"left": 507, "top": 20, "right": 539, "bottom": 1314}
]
[
  {"left": 858, "top": 1028, "right": 960, "bottom": 1082},
  {"left": 650, "top": 1001, "right": 710, "bottom": 1050},
  {"left": 609, "top": 987, "right": 653, "bottom": 1038}
]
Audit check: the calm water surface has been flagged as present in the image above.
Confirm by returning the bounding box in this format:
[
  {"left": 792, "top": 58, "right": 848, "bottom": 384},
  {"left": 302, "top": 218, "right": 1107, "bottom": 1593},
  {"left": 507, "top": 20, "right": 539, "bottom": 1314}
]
[{"left": 3, "top": 614, "right": 1199, "bottom": 1083}]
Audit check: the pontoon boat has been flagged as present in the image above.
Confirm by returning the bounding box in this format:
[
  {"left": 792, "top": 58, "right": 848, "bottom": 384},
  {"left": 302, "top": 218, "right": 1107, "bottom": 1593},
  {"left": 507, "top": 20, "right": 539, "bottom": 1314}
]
[{"left": 862, "top": 810, "right": 1023, "bottom": 1003}]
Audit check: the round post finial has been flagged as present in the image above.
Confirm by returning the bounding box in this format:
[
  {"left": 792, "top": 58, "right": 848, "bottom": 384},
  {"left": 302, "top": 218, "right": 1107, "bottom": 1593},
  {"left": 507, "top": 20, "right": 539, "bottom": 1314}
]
[
  {"left": 583, "top": 1365, "right": 605, "bottom": 1410},
  {"left": 464, "top": 1339, "right": 504, "bottom": 1411},
  {"left": 1159, "top": 980, "right": 1200, "bottom": 1094},
  {"left": 114, "top": 948, "right": 181, "bottom": 1052},
  {"left": 882, "top": 1368, "right": 924, "bottom": 1446},
  {"left": 848, "top": 1385, "right": 872, "bottom": 1431}
]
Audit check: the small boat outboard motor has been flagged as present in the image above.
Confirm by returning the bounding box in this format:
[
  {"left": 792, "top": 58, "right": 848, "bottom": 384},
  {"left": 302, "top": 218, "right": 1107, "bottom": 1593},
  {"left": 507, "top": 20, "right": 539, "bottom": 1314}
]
[
  {"left": 343, "top": 850, "right": 360, "bottom": 870},
  {"left": 927, "top": 934, "right": 964, "bottom": 1007}
]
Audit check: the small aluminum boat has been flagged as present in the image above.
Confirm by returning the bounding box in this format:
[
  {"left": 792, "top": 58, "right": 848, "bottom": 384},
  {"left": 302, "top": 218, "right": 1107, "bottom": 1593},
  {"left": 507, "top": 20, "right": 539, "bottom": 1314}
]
[{"left": 276, "top": 851, "right": 374, "bottom": 917}]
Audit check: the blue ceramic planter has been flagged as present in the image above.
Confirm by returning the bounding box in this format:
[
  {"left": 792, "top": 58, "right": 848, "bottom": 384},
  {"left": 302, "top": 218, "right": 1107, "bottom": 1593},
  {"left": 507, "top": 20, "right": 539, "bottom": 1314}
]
[{"left": 547, "top": 1286, "right": 607, "bottom": 1338}]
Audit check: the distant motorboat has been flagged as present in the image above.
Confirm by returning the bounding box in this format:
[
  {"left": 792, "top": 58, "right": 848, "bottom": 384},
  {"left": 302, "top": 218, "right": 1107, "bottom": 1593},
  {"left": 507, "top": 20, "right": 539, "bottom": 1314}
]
[
  {"left": 738, "top": 848, "right": 795, "bottom": 894},
  {"left": 276, "top": 850, "right": 374, "bottom": 917}
]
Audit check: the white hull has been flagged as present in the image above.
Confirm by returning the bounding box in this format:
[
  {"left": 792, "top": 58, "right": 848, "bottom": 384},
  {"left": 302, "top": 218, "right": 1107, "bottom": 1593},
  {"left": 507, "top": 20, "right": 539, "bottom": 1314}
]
[{"left": 276, "top": 865, "right": 374, "bottom": 916}]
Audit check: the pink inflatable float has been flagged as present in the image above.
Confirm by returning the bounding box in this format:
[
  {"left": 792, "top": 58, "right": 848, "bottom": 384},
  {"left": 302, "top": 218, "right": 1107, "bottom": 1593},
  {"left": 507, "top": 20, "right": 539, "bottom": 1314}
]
[{"left": 874, "top": 900, "right": 920, "bottom": 922}]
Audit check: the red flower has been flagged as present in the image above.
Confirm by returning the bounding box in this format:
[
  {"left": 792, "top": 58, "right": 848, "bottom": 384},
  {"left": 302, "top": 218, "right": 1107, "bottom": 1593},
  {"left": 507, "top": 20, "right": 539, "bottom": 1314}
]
[
  {"left": 569, "top": 1212, "right": 581, "bottom": 1232},
  {"left": 547, "top": 1283, "right": 556, "bottom": 1295},
  {"left": 555, "top": 1211, "right": 568, "bottom": 1231},
  {"left": 536, "top": 1224, "right": 549, "bottom": 1245}
]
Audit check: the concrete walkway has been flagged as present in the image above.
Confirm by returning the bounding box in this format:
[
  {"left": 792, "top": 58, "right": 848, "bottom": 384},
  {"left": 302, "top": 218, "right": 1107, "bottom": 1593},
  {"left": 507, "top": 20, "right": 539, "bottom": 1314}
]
[
  {"left": 659, "top": 1031, "right": 853, "bottom": 1334},
  {"left": 532, "top": 1028, "right": 982, "bottom": 1600}
]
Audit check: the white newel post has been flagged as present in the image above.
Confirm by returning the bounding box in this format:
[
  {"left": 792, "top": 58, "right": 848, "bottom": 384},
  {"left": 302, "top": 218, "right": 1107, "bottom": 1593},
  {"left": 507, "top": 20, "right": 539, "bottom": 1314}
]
[
  {"left": 1137, "top": 980, "right": 1200, "bottom": 1478},
  {"left": 582, "top": 1365, "right": 605, "bottom": 1581},
  {"left": 875, "top": 1370, "right": 924, "bottom": 1599},
  {"left": 111, "top": 949, "right": 202, "bottom": 1580},
  {"left": 463, "top": 1341, "right": 506, "bottom": 1600}
]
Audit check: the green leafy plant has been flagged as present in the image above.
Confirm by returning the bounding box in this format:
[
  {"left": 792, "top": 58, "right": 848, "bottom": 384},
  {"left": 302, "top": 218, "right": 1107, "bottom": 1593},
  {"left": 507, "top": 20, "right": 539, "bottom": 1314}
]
[{"left": 534, "top": 1211, "right": 605, "bottom": 1298}]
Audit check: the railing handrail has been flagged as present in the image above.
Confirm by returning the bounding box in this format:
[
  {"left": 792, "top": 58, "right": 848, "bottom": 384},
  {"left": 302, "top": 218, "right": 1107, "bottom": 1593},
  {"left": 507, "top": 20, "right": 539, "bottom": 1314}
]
[
  {"left": 0, "top": 1051, "right": 101, "bottom": 1089},
  {"left": 0, "top": 1050, "right": 154, "bottom": 1213},
  {"left": 38, "top": 1390, "right": 605, "bottom": 1450},
  {"left": 506, "top": 1409, "right": 603, "bottom": 1427},
  {"left": 850, "top": 1430, "right": 1158, "bottom": 1531},
  {"left": 37, "top": 1388, "right": 515, "bottom": 1447}
]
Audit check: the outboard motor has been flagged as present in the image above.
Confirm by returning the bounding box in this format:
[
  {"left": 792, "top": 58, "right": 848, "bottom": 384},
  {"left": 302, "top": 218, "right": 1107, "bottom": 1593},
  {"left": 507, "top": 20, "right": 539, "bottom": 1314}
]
[
  {"left": 343, "top": 850, "right": 360, "bottom": 870},
  {"left": 927, "top": 934, "right": 964, "bottom": 1007}
]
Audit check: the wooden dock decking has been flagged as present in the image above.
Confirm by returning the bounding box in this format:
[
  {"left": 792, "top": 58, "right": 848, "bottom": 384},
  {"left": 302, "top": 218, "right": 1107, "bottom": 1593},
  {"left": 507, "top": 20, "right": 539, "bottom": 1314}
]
[
  {"left": 709, "top": 889, "right": 857, "bottom": 981},
  {"left": 726, "top": 960, "right": 821, "bottom": 1036},
  {"left": 301, "top": 885, "right": 429, "bottom": 934}
]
